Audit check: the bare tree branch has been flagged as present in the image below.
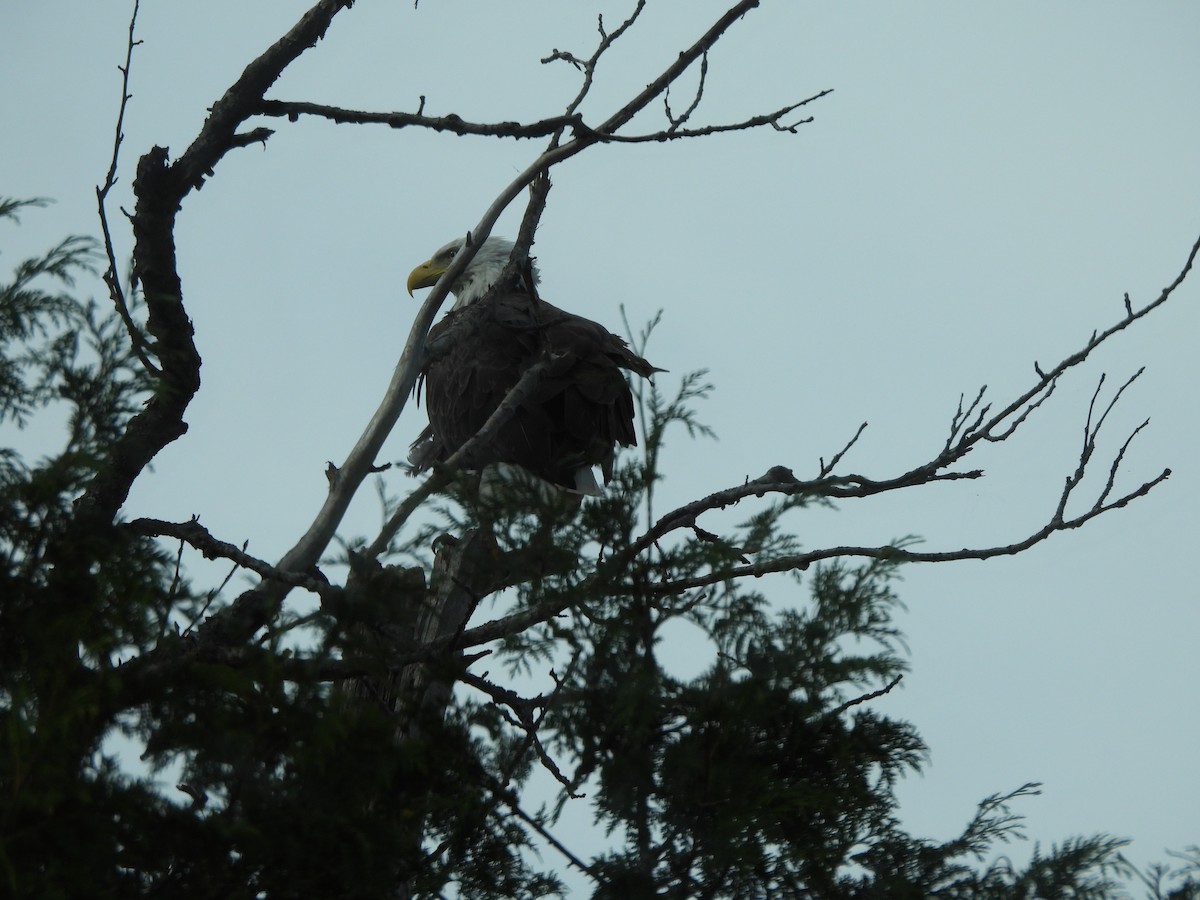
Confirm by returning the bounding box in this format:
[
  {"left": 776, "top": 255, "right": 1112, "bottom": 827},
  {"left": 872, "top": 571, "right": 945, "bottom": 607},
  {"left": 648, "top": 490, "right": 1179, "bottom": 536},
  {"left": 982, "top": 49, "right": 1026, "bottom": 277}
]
[
  {"left": 977, "top": 230, "right": 1200, "bottom": 445},
  {"left": 636, "top": 469, "right": 1170, "bottom": 598},
  {"left": 459, "top": 670, "right": 578, "bottom": 794},
  {"left": 258, "top": 96, "right": 831, "bottom": 144},
  {"left": 819, "top": 422, "right": 868, "bottom": 476},
  {"left": 627, "top": 230, "right": 1200, "bottom": 558},
  {"left": 544, "top": 0, "right": 648, "bottom": 143},
  {"left": 582, "top": 92, "right": 831, "bottom": 143},
  {"left": 596, "top": 0, "right": 762, "bottom": 136},
  {"left": 256, "top": 99, "right": 585, "bottom": 139}
]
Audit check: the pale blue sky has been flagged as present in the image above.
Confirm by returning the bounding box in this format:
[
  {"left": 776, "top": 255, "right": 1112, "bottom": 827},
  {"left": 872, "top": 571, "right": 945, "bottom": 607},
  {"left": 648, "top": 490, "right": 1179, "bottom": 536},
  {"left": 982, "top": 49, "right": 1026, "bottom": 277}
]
[{"left": 4, "top": 0, "right": 1198, "bottom": 886}]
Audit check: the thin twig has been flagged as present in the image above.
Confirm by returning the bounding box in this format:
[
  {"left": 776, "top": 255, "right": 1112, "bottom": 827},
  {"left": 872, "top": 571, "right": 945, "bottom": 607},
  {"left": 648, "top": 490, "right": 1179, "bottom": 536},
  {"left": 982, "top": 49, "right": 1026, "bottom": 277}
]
[
  {"left": 819, "top": 422, "right": 868, "bottom": 476},
  {"left": 95, "top": 0, "right": 157, "bottom": 376}
]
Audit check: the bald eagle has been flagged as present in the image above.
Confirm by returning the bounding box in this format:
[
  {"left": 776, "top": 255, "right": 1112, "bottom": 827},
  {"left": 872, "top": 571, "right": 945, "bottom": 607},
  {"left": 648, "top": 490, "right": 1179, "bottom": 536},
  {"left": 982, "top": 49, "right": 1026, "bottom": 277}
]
[{"left": 406, "top": 236, "right": 661, "bottom": 495}]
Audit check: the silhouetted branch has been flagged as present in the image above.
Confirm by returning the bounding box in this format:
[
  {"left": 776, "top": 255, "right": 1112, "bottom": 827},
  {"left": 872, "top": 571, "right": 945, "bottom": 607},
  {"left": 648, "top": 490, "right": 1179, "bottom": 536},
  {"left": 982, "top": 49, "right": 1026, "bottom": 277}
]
[
  {"left": 73, "top": 0, "right": 357, "bottom": 542},
  {"left": 829, "top": 675, "right": 904, "bottom": 718},
  {"left": 587, "top": 92, "right": 831, "bottom": 142},
  {"left": 256, "top": 99, "right": 586, "bottom": 139},
  {"left": 126, "top": 516, "right": 335, "bottom": 598},
  {"left": 256, "top": 88, "right": 829, "bottom": 144},
  {"left": 596, "top": 0, "right": 762, "bottom": 135},
  {"left": 258, "top": 3, "right": 828, "bottom": 151},
  {"left": 819, "top": 421, "right": 868, "bottom": 476},
  {"left": 636, "top": 467, "right": 1170, "bottom": 598},
  {"left": 621, "top": 232, "right": 1200, "bottom": 559},
  {"left": 460, "top": 670, "right": 577, "bottom": 793},
  {"left": 544, "top": 1, "right": 646, "bottom": 145}
]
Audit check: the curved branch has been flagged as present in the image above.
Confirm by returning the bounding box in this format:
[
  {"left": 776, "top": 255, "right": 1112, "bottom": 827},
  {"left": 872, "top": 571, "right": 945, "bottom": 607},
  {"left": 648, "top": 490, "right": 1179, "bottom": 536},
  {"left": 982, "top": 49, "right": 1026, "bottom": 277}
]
[{"left": 629, "top": 228, "right": 1198, "bottom": 555}]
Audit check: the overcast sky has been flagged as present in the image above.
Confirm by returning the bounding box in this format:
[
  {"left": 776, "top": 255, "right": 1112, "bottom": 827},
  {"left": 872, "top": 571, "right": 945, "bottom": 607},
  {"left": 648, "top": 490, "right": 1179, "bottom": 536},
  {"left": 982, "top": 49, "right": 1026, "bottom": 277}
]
[{"left": 4, "top": 0, "right": 1198, "bottom": 886}]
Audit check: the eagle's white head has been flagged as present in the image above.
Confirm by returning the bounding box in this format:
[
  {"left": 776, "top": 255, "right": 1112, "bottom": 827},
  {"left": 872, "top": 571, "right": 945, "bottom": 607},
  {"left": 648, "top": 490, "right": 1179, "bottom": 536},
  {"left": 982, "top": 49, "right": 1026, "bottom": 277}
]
[{"left": 406, "top": 236, "right": 539, "bottom": 309}]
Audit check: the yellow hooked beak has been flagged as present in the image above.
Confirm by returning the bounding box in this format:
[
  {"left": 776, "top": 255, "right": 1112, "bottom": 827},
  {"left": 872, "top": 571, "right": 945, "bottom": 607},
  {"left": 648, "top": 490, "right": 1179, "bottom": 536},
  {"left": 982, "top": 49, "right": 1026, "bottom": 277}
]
[{"left": 406, "top": 257, "right": 448, "bottom": 296}]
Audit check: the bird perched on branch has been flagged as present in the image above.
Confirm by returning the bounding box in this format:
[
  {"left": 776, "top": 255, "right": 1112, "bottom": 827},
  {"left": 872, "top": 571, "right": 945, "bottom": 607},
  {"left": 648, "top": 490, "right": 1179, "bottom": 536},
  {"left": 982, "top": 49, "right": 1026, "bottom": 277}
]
[{"left": 406, "top": 235, "right": 662, "bottom": 497}]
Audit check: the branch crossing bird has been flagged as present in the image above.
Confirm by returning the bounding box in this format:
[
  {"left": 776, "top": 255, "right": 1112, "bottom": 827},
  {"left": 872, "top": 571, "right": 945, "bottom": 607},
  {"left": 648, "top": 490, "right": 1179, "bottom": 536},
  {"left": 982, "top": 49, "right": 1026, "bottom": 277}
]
[{"left": 406, "top": 236, "right": 662, "bottom": 497}]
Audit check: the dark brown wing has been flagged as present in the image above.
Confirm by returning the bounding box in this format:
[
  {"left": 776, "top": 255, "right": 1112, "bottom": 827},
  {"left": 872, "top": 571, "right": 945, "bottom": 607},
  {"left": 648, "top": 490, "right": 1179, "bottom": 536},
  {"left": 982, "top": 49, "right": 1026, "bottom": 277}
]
[{"left": 416, "top": 290, "right": 662, "bottom": 488}]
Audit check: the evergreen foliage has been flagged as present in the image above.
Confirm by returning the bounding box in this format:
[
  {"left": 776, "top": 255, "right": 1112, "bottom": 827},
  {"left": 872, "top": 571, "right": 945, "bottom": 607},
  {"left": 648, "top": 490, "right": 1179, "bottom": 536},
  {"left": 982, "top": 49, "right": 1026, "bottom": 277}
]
[{"left": 1, "top": 201, "right": 1196, "bottom": 898}]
